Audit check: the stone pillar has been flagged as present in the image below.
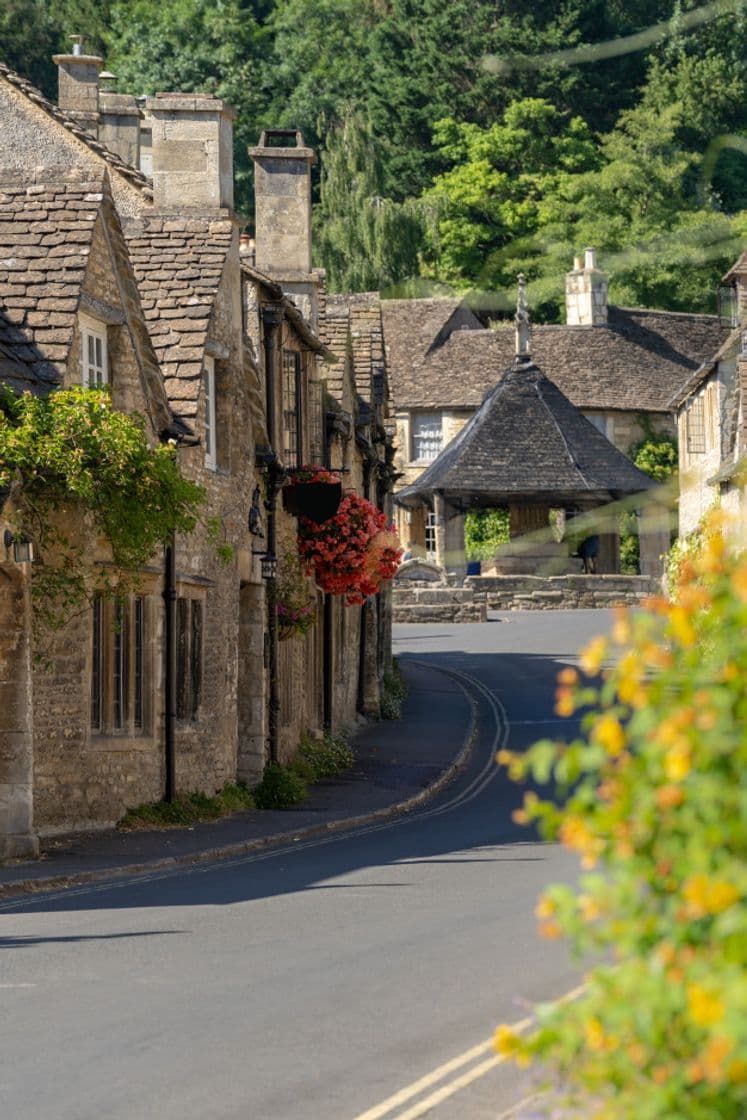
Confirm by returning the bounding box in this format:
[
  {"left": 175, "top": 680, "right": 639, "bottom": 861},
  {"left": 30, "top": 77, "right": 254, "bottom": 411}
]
[
  {"left": 146, "top": 93, "right": 235, "bottom": 212},
  {"left": 639, "top": 504, "right": 670, "bottom": 580},
  {"left": 433, "top": 493, "right": 447, "bottom": 569},
  {"left": 443, "top": 501, "right": 467, "bottom": 580},
  {"left": 99, "top": 91, "right": 141, "bottom": 167},
  {"left": 0, "top": 554, "right": 39, "bottom": 861},
  {"left": 53, "top": 38, "right": 102, "bottom": 135}
]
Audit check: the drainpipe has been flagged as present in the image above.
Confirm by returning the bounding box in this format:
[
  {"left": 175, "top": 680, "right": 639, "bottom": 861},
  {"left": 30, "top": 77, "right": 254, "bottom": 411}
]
[
  {"left": 163, "top": 534, "right": 177, "bottom": 801},
  {"left": 261, "top": 304, "right": 284, "bottom": 765}
]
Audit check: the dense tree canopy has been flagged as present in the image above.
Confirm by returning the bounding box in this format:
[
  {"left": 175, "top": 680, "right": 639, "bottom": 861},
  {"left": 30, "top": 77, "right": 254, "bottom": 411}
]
[{"left": 3, "top": 0, "right": 747, "bottom": 307}]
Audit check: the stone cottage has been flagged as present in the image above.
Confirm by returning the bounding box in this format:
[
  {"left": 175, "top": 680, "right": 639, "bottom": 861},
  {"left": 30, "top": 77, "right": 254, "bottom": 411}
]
[
  {"left": 670, "top": 253, "right": 747, "bottom": 535},
  {"left": 382, "top": 250, "right": 728, "bottom": 557},
  {"left": 0, "top": 44, "right": 396, "bottom": 857}
]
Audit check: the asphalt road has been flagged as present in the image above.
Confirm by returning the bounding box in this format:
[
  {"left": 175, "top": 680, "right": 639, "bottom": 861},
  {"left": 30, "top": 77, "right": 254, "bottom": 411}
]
[{"left": 0, "top": 609, "right": 610, "bottom": 1120}]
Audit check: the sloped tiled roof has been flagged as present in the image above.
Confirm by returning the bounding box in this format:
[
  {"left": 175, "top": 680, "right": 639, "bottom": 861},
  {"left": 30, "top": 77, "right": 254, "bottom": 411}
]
[
  {"left": 384, "top": 302, "right": 728, "bottom": 413},
  {"left": 0, "top": 168, "right": 104, "bottom": 391},
  {"left": 124, "top": 215, "right": 233, "bottom": 421},
  {"left": 0, "top": 62, "right": 152, "bottom": 199},
  {"left": 327, "top": 292, "right": 386, "bottom": 408},
  {"left": 381, "top": 297, "right": 481, "bottom": 408},
  {"left": 397, "top": 357, "right": 654, "bottom": 506}
]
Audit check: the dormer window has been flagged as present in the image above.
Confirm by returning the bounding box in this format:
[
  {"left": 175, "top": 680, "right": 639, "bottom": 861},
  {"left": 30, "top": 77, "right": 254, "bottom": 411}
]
[
  {"left": 203, "top": 356, "right": 217, "bottom": 469},
  {"left": 80, "top": 314, "right": 108, "bottom": 387}
]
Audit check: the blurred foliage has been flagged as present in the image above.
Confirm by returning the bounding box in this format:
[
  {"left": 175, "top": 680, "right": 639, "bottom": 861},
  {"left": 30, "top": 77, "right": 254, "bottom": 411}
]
[
  {"left": 465, "top": 507, "right": 510, "bottom": 562},
  {"left": 496, "top": 508, "right": 747, "bottom": 1117}
]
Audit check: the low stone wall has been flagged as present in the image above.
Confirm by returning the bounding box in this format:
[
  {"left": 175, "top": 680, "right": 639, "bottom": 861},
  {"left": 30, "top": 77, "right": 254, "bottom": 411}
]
[
  {"left": 393, "top": 584, "right": 487, "bottom": 624},
  {"left": 464, "top": 573, "right": 659, "bottom": 611}
]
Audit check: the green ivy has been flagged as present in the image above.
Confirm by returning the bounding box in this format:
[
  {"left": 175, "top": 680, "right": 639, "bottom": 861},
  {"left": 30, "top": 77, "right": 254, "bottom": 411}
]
[
  {"left": 464, "top": 507, "right": 510, "bottom": 562},
  {"left": 0, "top": 387, "right": 206, "bottom": 637}
]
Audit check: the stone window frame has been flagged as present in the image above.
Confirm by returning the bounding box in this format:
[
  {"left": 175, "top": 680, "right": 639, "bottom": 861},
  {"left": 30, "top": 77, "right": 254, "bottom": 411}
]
[
  {"left": 686, "top": 394, "right": 706, "bottom": 455},
  {"left": 411, "top": 410, "right": 443, "bottom": 463},
  {"left": 203, "top": 355, "right": 217, "bottom": 470},
  {"left": 91, "top": 589, "right": 154, "bottom": 738},
  {"left": 175, "top": 588, "right": 206, "bottom": 723},
  {"left": 282, "top": 348, "right": 302, "bottom": 469},
  {"left": 79, "top": 312, "right": 108, "bottom": 388}
]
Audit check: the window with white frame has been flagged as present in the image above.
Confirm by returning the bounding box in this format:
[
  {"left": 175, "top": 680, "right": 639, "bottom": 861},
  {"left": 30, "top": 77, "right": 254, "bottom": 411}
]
[
  {"left": 425, "top": 510, "right": 437, "bottom": 556},
  {"left": 80, "top": 315, "right": 108, "bottom": 387},
  {"left": 203, "top": 356, "right": 217, "bottom": 469},
  {"left": 686, "top": 395, "right": 706, "bottom": 455},
  {"left": 411, "top": 411, "right": 443, "bottom": 462}
]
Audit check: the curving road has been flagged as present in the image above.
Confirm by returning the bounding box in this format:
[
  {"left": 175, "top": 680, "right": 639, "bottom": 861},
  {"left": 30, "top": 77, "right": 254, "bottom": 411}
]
[{"left": 0, "top": 610, "right": 609, "bottom": 1120}]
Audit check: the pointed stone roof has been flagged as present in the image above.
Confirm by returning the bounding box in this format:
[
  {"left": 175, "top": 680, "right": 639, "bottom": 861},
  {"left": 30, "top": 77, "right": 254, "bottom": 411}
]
[{"left": 396, "top": 357, "right": 654, "bottom": 507}]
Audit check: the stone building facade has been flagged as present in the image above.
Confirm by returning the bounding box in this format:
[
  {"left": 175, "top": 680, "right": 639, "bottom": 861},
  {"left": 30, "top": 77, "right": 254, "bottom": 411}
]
[{"left": 0, "top": 46, "right": 395, "bottom": 854}]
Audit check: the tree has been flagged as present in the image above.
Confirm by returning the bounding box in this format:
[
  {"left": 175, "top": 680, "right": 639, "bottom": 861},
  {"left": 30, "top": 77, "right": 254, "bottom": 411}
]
[{"left": 314, "top": 112, "right": 423, "bottom": 293}]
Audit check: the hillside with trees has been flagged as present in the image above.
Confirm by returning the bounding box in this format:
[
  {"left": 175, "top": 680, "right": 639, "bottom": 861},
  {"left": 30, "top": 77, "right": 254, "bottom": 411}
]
[{"left": 4, "top": 0, "right": 747, "bottom": 315}]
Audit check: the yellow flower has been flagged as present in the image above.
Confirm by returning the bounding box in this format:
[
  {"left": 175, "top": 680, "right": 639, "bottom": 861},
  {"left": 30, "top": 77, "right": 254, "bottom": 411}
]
[
  {"left": 669, "top": 605, "right": 696, "bottom": 648},
  {"left": 702, "top": 1036, "right": 733, "bottom": 1083},
  {"left": 584, "top": 1017, "right": 606, "bottom": 1052},
  {"left": 557, "top": 666, "right": 579, "bottom": 686},
  {"left": 593, "top": 714, "right": 626, "bottom": 757},
  {"left": 496, "top": 749, "right": 515, "bottom": 766},
  {"left": 578, "top": 894, "right": 602, "bottom": 922},
  {"left": 555, "top": 688, "right": 576, "bottom": 717},
  {"left": 538, "top": 918, "right": 562, "bottom": 940},
  {"left": 494, "top": 1025, "right": 521, "bottom": 1056},
  {"left": 579, "top": 635, "right": 608, "bottom": 676},
  {"left": 682, "top": 873, "right": 740, "bottom": 917},
  {"left": 664, "top": 742, "right": 691, "bottom": 781},
  {"left": 655, "top": 784, "right": 684, "bottom": 810},
  {"left": 687, "top": 984, "right": 725, "bottom": 1027},
  {"left": 535, "top": 894, "right": 557, "bottom": 920},
  {"left": 727, "top": 1058, "right": 747, "bottom": 1083},
  {"left": 611, "top": 608, "right": 630, "bottom": 645},
  {"left": 732, "top": 563, "right": 747, "bottom": 603}
]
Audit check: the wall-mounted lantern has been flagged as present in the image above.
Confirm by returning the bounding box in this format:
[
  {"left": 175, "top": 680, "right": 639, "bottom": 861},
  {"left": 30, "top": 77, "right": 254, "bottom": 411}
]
[
  {"left": 252, "top": 550, "right": 278, "bottom": 580},
  {"left": 3, "top": 529, "right": 34, "bottom": 564}
]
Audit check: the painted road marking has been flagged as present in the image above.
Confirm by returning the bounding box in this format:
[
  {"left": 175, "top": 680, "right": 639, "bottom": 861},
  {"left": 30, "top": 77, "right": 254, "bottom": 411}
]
[{"left": 352, "top": 986, "right": 584, "bottom": 1120}]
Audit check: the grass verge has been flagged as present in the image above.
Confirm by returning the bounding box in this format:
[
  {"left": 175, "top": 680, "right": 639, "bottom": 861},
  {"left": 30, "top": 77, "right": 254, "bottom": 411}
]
[{"left": 380, "top": 657, "right": 409, "bottom": 719}]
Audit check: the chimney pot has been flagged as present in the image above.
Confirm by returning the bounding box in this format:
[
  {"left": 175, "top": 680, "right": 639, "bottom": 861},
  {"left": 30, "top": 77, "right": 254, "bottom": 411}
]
[
  {"left": 584, "top": 247, "right": 597, "bottom": 270},
  {"left": 573, "top": 255, "right": 583, "bottom": 271},
  {"left": 249, "top": 129, "right": 316, "bottom": 278}
]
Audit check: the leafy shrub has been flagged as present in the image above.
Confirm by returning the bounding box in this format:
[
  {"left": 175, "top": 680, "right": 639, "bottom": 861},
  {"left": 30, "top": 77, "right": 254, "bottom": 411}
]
[
  {"left": 380, "top": 658, "right": 409, "bottom": 719},
  {"left": 496, "top": 508, "right": 747, "bottom": 1118},
  {"left": 253, "top": 762, "right": 307, "bottom": 810},
  {"left": 119, "top": 783, "right": 255, "bottom": 829},
  {"left": 295, "top": 730, "right": 354, "bottom": 780},
  {"left": 464, "top": 507, "right": 509, "bottom": 562},
  {"left": 619, "top": 510, "right": 640, "bottom": 575}
]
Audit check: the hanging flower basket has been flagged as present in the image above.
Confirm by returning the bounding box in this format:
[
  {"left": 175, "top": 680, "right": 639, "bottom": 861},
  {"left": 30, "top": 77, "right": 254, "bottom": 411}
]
[
  {"left": 297, "top": 492, "right": 402, "bottom": 605},
  {"left": 283, "top": 466, "right": 342, "bottom": 524}
]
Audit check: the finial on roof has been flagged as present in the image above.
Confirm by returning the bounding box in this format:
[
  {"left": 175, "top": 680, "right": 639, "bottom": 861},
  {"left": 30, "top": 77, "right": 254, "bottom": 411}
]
[{"left": 514, "top": 273, "right": 531, "bottom": 361}]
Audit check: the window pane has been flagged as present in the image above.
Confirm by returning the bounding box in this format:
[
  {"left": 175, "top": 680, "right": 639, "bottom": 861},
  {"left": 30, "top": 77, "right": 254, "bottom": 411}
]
[
  {"left": 88, "top": 335, "right": 95, "bottom": 367},
  {"left": 134, "top": 597, "right": 144, "bottom": 729},
  {"left": 91, "top": 596, "right": 102, "bottom": 729},
  {"left": 176, "top": 597, "right": 189, "bottom": 720},
  {"left": 687, "top": 397, "right": 706, "bottom": 454},
  {"left": 282, "top": 351, "right": 300, "bottom": 469},
  {"left": 412, "top": 412, "right": 443, "bottom": 461},
  {"left": 190, "top": 601, "right": 203, "bottom": 720},
  {"left": 113, "top": 599, "right": 127, "bottom": 730}
]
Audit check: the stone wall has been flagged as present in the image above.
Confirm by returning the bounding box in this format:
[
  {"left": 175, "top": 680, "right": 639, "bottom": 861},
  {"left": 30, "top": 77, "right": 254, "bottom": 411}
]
[
  {"left": 464, "top": 573, "right": 659, "bottom": 610},
  {"left": 392, "top": 583, "right": 487, "bottom": 624}
]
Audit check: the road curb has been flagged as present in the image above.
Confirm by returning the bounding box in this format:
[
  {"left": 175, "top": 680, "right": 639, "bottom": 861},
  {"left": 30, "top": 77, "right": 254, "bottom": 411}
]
[{"left": 0, "top": 664, "right": 479, "bottom": 902}]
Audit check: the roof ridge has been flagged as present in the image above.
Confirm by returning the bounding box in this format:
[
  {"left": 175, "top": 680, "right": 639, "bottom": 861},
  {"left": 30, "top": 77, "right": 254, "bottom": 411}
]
[{"left": 0, "top": 61, "right": 153, "bottom": 199}]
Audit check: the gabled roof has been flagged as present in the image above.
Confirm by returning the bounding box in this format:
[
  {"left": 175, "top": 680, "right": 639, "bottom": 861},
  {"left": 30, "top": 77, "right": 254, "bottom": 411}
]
[
  {"left": 0, "top": 168, "right": 106, "bottom": 390},
  {"left": 327, "top": 292, "right": 386, "bottom": 408},
  {"left": 668, "top": 329, "right": 740, "bottom": 410},
  {"left": 380, "top": 297, "right": 482, "bottom": 407},
  {"left": 123, "top": 215, "right": 234, "bottom": 422},
  {"left": 396, "top": 357, "right": 654, "bottom": 507},
  {"left": 240, "top": 261, "right": 333, "bottom": 358},
  {"left": 0, "top": 62, "right": 152, "bottom": 199},
  {"left": 385, "top": 304, "right": 727, "bottom": 413}
]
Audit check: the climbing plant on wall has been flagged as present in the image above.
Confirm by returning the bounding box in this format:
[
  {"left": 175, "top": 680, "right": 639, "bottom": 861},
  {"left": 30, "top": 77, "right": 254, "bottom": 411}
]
[{"left": 0, "top": 386, "right": 205, "bottom": 637}]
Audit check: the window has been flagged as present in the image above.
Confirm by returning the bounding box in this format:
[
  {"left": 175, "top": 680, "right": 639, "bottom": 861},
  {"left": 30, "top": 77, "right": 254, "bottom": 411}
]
[
  {"left": 177, "top": 597, "right": 203, "bottom": 721},
  {"left": 90, "top": 594, "right": 149, "bottom": 735},
  {"left": 412, "top": 412, "right": 443, "bottom": 462},
  {"left": 686, "top": 395, "right": 706, "bottom": 454},
  {"left": 203, "top": 357, "right": 217, "bottom": 469},
  {"left": 309, "top": 378, "right": 325, "bottom": 465},
  {"left": 586, "top": 413, "right": 611, "bottom": 439},
  {"left": 282, "top": 350, "right": 302, "bottom": 468},
  {"left": 425, "top": 510, "right": 437, "bottom": 557},
  {"left": 80, "top": 315, "right": 107, "bottom": 387}
]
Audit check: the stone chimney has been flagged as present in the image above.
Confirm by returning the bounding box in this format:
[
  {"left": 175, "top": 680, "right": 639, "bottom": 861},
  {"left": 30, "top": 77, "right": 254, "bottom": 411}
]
[
  {"left": 565, "top": 248, "right": 608, "bottom": 327},
  {"left": 98, "top": 73, "right": 141, "bottom": 168},
  {"left": 145, "top": 93, "right": 235, "bottom": 212},
  {"left": 53, "top": 35, "right": 103, "bottom": 135},
  {"left": 249, "top": 130, "right": 316, "bottom": 278}
]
